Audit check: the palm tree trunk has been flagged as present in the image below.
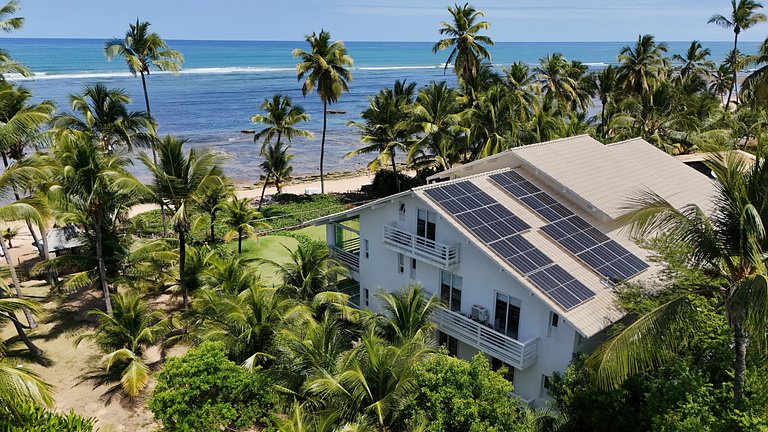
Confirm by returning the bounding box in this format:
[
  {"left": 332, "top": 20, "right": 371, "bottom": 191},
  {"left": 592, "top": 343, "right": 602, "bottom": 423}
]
[
  {"left": 733, "top": 323, "right": 747, "bottom": 408},
  {"left": 93, "top": 215, "right": 113, "bottom": 315},
  {"left": 258, "top": 174, "right": 271, "bottom": 210},
  {"left": 727, "top": 32, "right": 738, "bottom": 106},
  {"left": 141, "top": 71, "right": 168, "bottom": 237},
  {"left": 320, "top": 99, "right": 327, "bottom": 194},
  {"left": 6, "top": 312, "right": 42, "bottom": 356},
  {"left": 38, "top": 225, "right": 58, "bottom": 287},
  {"left": 0, "top": 235, "right": 36, "bottom": 328},
  {"left": 179, "top": 229, "right": 187, "bottom": 309},
  {"left": 390, "top": 155, "right": 401, "bottom": 192}
]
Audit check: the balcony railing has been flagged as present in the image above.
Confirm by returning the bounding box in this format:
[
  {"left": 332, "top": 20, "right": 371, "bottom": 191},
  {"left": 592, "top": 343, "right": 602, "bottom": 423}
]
[
  {"left": 331, "top": 245, "right": 359, "bottom": 272},
  {"left": 382, "top": 224, "right": 459, "bottom": 269},
  {"left": 433, "top": 307, "right": 539, "bottom": 370}
]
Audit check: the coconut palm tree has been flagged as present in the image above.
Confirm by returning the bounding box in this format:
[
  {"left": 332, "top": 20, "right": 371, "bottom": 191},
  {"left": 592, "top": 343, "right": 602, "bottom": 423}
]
[
  {"left": 194, "top": 179, "right": 232, "bottom": 244},
  {"left": 0, "top": 286, "right": 44, "bottom": 357},
  {"left": 617, "top": 34, "right": 669, "bottom": 99},
  {"left": 258, "top": 142, "right": 294, "bottom": 208},
  {"left": 105, "top": 20, "right": 184, "bottom": 239},
  {"left": 672, "top": 40, "right": 715, "bottom": 79},
  {"left": 345, "top": 81, "right": 417, "bottom": 192},
  {"left": 251, "top": 94, "right": 313, "bottom": 153},
  {"left": 0, "top": 296, "right": 50, "bottom": 412},
  {"left": 465, "top": 83, "right": 518, "bottom": 157},
  {"left": 293, "top": 30, "right": 353, "bottom": 194},
  {"left": 709, "top": 0, "right": 767, "bottom": 104},
  {"left": 589, "top": 150, "right": 768, "bottom": 408},
  {"left": 433, "top": 3, "right": 494, "bottom": 86},
  {"left": 587, "top": 65, "right": 619, "bottom": 139},
  {"left": 535, "top": 53, "right": 579, "bottom": 109},
  {"left": 50, "top": 135, "right": 141, "bottom": 315},
  {"left": 219, "top": 196, "right": 269, "bottom": 254},
  {"left": 139, "top": 135, "right": 225, "bottom": 308},
  {"left": 78, "top": 291, "right": 171, "bottom": 397},
  {"left": 0, "top": 1, "right": 22, "bottom": 32},
  {"left": 407, "top": 82, "right": 462, "bottom": 171},
  {"left": 53, "top": 84, "right": 152, "bottom": 153},
  {"left": 263, "top": 241, "right": 348, "bottom": 302},
  {"left": 376, "top": 284, "right": 440, "bottom": 345},
  {"left": 710, "top": 63, "right": 735, "bottom": 102}
]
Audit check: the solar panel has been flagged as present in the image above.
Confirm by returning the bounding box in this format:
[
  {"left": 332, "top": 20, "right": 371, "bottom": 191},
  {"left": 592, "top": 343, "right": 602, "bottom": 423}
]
[
  {"left": 424, "top": 180, "right": 597, "bottom": 310},
  {"left": 490, "top": 170, "right": 650, "bottom": 283}
]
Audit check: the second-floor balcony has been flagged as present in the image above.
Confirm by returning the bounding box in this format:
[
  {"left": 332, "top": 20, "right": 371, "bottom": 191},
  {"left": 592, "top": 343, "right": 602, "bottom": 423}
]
[
  {"left": 331, "top": 237, "right": 360, "bottom": 273},
  {"left": 382, "top": 223, "right": 460, "bottom": 270},
  {"left": 433, "top": 307, "right": 539, "bottom": 370}
]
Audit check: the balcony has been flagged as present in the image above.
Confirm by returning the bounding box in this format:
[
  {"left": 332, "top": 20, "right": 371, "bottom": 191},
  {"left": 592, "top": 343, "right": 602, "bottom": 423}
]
[
  {"left": 331, "top": 237, "right": 360, "bottom": 273},
  {"left": 433, "top": 307, "right": 539, "bottom": 370},
  {"left": 382, "top": 224, "right": 460, "bottom": 270}
]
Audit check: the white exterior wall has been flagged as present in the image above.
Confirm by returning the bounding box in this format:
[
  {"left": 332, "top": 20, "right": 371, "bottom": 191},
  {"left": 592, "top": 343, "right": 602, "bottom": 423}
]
[{"left": 335, "top": 194, "right": 587, "bottom": 405}]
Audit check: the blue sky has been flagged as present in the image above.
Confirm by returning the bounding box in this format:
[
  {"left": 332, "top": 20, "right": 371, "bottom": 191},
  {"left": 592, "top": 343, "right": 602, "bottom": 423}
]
[{"left": 9, "top": 0, "right": 768, "bottom": 42}]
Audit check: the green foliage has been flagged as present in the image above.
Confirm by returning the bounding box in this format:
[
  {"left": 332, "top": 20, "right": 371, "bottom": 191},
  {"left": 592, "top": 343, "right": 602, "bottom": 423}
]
[
  {"left": 0, "top": 402, "right": 96, "bottom": 432},
  {"left": 149, "top": 342, "right": 276, "bottom": 432},
  {"left": 370, "top": 170, "right": 426, "bottom": 198},
  {"left": 396, "top": 353, "right": 528, "bottom": 432},
  {"left": 260, "top": 193, "right": 352, "bottom": 230}
]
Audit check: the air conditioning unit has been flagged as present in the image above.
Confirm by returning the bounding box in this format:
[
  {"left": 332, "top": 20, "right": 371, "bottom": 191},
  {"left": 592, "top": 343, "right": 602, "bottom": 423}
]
[{"left": 471, "top": 305, "right": 489, "bottom": 323}]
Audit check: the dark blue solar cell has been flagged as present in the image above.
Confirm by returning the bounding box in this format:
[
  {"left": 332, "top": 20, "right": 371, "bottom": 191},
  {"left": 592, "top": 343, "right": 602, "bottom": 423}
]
[
  {"left": 548, "top": 287, "right": 581, "bottom": 309},
  {"left": 458, "top": 181, "right": 482, "bottom": 195},
  {"left": 526, "top": 249, "right": 553, "bottom": 267},
  {"left": 554, "top": 218, "right": 579, "bottom": 234},
  {"left": 568, "top": 216, "right": 592, "bottom": 231},
  {"left": 592, "top": 243, "right": 620, "bottom": 261},
  {"left": 571, "top": 231, "right": 600, "bottom": 249},
  {"left": 538, "top": 193, "right": 558, "bottom": 206},
  {"left": 528, "top": 270, "right": 559, "bottom": 292},
  {"left": 487, "top": 219, "right": 519, "bottom": 238},
  {"left": 474, "top": 193, "right": 496, "bottom": 206},
  {"left": 585, "top": 227, "right": 610, "bottom": 244},
  {"left": 458, "top": 195, "right": 483, "bottom": 209},
  {"left": 611, "top": 259, "right": 636, "bottom": 280},
  {"left": 502, "top": 183, "right": 529, "bottom": 197},
  {"left": 521, "top": 194, "right": 547, "bottom": 210},
  {"left": 509, "top": 254, "right": 538, "bottom": 274},
  {"left": 541, "top": 224, "right": 568, "bottom": 240},
  {"left": 505, "top": 216, "right": 531, "bottom": 233},
  {"left": 578, "top": 249, "right": 606, "bottom": 269},
  {"left": 605, "top": 240, "right": 631, "bottom": 258},
  {"left": 551, "top": 203, "right": 574, "bottom": 219},
  {"left": 488, "top": 203, "right": 513, "bottom": 219},
  {"left": 537, "top": 207, "right": 561, "bottom": 222},
  {"left": 440, "top": 199, "right": 465, "bottom": 214},
  {"left": 504, "top": 171, "right": 526, "bottom": 183},
  {"left": 490, "top": 239, "right": 517, "bottom": 258},
  {"left": 440, "top": 184, "right": 465, "bottom": 198},
  {"left": 559, "top": 236, "right": 583, "bottom": 254},
  {"left": 425, "top": 188, "right": 451, "bottom": 202},
  {"left": 507, "top": 235, "right": 534, "bottom": 254},
  {"left": 473, "top": 207, "right": 496, "bottom": 224},
  {"left": 547, "top": 265, "right": 573, "bottom": 285},
  {"left": 456, "top": 212, "right": 484, "bottom": 229},
  {"left": 564, "top": 280, "right": 596, "bottom": 301},
  {"left": 623, "top": 253, "right": 650, "bottom": 273},
  {"left": 473, "top": 225, "right": 501, "bottom": 243},
  {"left": 518, "top": 181, "right": 541, "bottom": 195}
]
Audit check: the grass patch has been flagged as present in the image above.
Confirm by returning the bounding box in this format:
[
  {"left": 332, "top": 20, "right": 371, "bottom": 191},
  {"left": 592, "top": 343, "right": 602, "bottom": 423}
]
[{"left": 223, "top": 235, "right": 299, "bottom": 284}]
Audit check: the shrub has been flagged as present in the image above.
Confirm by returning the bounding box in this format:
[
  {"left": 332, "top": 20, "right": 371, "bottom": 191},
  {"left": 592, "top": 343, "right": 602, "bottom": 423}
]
[
  {"left": 370, "top": 170, "right": 426, "bottom": 198},
  {"left": 149, "top": 342, "right": 276, "bottom": 432},
  {"left": 396, "top": 353, "right": 529, "bottom": 432},
  {"left": 0, "top": 402, "right": 96, "bottom": 432}
]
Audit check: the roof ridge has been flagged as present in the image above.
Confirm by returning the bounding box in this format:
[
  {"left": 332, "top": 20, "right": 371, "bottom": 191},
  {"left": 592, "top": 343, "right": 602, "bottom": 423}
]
[
  {"left": 511, "top": 134, "right": 594, "bottom": 152},
  {"left": 417, "top": 167, "right": 512, "bottom": 191}
]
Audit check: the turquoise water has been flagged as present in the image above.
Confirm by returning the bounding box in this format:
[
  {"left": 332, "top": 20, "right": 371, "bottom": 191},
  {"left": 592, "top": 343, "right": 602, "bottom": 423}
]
[{"left": 0, "top": 38, "right": 759, "bottom": 182}]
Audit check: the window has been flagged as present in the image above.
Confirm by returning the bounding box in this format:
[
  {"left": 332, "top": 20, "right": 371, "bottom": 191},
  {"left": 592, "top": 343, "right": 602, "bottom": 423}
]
[
  {"left": 364, "top": 288, "right": 370, "bottom": 307},
  {"left": 548, "top": 312, "right": 559, "bottom": 337},
  {"left": 491, "top": 357, "right": 516, "bottom": 382},
  {"left": 398, "top": 254, "right": 405, "bottom": 274},
  {"left": 410, "top": 258, "right": 417, "bottom": 279},
  {"left": 439, "top": 331, "right": 458, "bottom": 357},
  {"left": 364, "top": 239, "right": 369, "bottom": 259},
  {"left": 398, "top": 202, "right": 406, "bottom": 221},
  {"left": 494, "top": 293, "right": 521, "bottom": 340},
  {"left": 417, "top": 209, "right": 436, "bottom": 241},
  {"left": 440, "top": 271, "right": 462, "bottom": 312},
  {"left": 541, "top": 375, "right": 551, "bottom": 398}
]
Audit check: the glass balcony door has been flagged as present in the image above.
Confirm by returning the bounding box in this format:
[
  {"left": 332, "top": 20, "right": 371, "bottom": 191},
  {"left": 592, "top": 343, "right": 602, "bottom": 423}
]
[{"left": 494, "top": 293, "right": 520, "bottom": 340}]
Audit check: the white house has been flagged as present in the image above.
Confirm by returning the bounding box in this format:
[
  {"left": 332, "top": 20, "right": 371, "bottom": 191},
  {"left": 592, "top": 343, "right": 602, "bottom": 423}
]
[{"left": 310, "top": 135, "right": 717, "bottom": 405}]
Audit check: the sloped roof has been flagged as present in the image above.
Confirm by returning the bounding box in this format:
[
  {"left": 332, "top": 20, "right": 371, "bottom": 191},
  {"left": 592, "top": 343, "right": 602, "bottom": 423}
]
[{"left": 46, "top": 226, "right": 86, "bottom": 252}]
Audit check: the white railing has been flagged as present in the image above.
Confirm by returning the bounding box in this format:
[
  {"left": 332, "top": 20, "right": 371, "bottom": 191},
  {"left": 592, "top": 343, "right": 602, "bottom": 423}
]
[
  {"left": 382, "top": 224, "right": 460, "bottom": 269},
  {"left": 331, "top": 246, "right": 359, "bottom": 272},
  {"left": 433, "top": 307, "right": 539, "bottom": 370}
]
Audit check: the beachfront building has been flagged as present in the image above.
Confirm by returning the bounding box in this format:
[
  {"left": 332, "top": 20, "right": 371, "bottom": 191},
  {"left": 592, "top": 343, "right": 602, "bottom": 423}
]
[{"left": 310, "top": 135, "right": 717, "bottom": 406}]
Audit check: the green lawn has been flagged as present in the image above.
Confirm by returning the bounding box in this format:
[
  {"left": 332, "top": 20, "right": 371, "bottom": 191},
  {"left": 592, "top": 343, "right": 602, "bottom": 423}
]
[
  {"left": 223, "top": 235, "right": 299, "bottom": 284},
  {"left": 294, "top": 225, "right": 326, "bottom": 241}
]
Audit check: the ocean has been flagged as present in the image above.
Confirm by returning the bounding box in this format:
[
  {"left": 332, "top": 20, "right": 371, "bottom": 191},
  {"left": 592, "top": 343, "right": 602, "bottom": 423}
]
[{"left": 0, "top": 38, "right": 759, "bottom": 183}]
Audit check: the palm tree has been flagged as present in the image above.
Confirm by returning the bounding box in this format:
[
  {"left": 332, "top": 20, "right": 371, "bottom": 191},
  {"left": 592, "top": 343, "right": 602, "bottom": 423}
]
[
  {"left": 345, "top": 81, "right": 417, "bottom": 192},
  {"left": 194, "top": 179, "right": 232, "bottom": 244},
  {"left": 0, "top": 1, "right": 30, "bottom": 80},
  {"left": 105, "top": 19, "right": 184, "bottom": 239},
  {"left": 672, "top": 40, "right": 715, "bottom": 79},
  {"left": 465, "top": 83, "right": 517, "bottom": 157},
  {"left": 376, "top": 284, "right": 440, "bottom": 345},
  {"left": 535, "top": 53, "right": 579, "bottom": 109},
  {"left": 0, "top": 287, "right": 44, "bottom": 357},
  {"left": 710, "top": 63, "right": 735, "bottom": 102},
  {"left": 433, "top": 3, "right": 494, "bottom": 86},
  {"left": 263, "top": 241, "right": 348, "bottom": 302},
  {"left": 53, "top": 84, "right": 152, "bottom": 153},
  {"left": 251, "top": 94, "right": 313, "bottom": 153},
  {"left": 407, "top": 82, "right": 462, "bottom": 171},
  {"left": 709, "top": 0, "right": 767, "bottom": 104},
  {"left": 293, "top": 30, "right": 353, "bottom": 194},
  {"left": 51, "top": 136, "right": 141, "bottom": 314},
  {"left": 589, "top": 151, "right": 768, "bottom": 408},
  {"left": 0, "top": 296, "right": 51, "bottom": 413},
  {"left": 259, "top": 142, "right": 295, "bottom": 208},
  {"left": 588, "top": 65, "right": 619, "bottom": 139},
  {"left": 220, "top": 196, "right": 269, "bottom": 254},
  {"left": 139, "top": 135, "right": 225, "bottom": 308},
  {"left": 78, "top": 291, "right": 171, "bottom": 397},
  {"left": 0, "top": 82, "right": 55, "bottom": 258},
  {"left": 617, "top": 34, "right": 669, "bottom": 98}
]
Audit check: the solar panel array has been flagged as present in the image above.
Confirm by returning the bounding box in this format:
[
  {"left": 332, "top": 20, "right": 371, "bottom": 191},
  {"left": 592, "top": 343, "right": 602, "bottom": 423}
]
[
  {"left": 424, "top": 181, "right": 596, "bottom": 310},
  {"left": 489, "top": 171, "right": 650, "bottom": 283}
]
